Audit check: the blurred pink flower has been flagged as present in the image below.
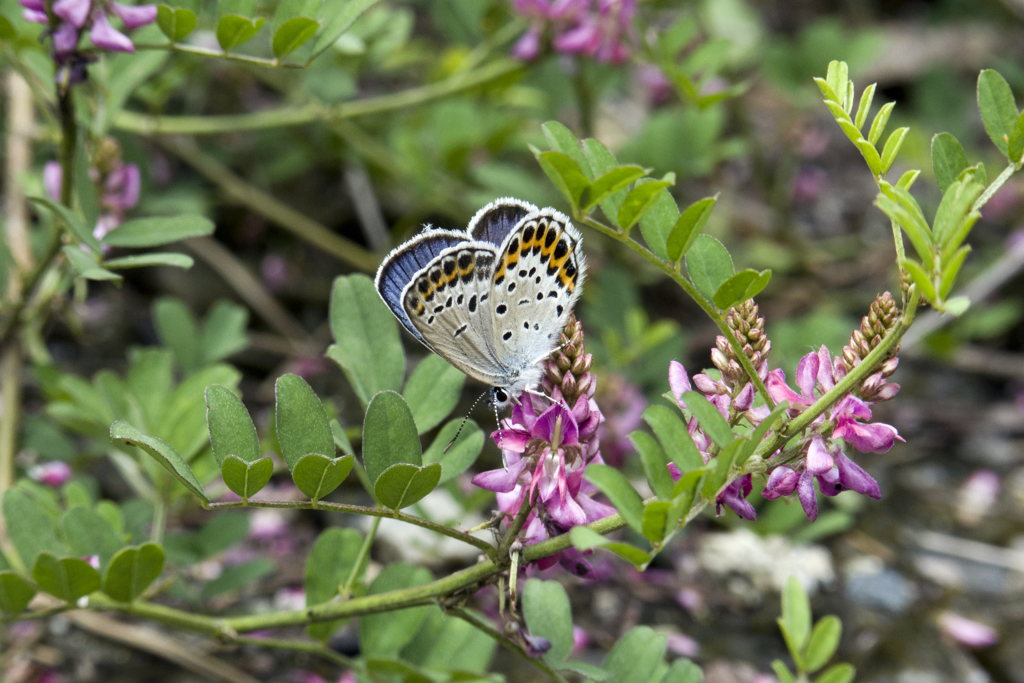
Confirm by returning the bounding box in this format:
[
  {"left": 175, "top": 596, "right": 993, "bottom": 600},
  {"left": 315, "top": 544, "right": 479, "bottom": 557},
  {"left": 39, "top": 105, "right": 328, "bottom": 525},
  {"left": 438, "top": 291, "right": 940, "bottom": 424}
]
[
  {"left": 937, "top": 612, "right": 999, "bottom": 648},
  {"left": 29, "top": 461, "right": 72, "bottom": 487}
]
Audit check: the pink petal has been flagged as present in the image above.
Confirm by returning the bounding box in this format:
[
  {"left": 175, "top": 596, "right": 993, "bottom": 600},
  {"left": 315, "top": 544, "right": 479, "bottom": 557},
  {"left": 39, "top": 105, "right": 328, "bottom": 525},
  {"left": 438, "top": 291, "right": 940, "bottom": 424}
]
[
  {"left": 833, "top": 419, "right": 900, "bottom": 453},
  {"left": 816, "top": 345, "right": 835, "bottom": 391},
  {"left": 547, "top": 490, "right": 587, "bottom": 527},
  {"left": 490, "top": 427, "right": 531, "bottom": 453},
  {"left": 43, "top": 162, "right": 63, "bottom": 201},
  {"left": 578, "top": 493, "right": 616, "bottom": 522},
  {"left": 835, "top": 395, "right": 872, "bottom": 421},
  {"left": 817, "top": 467, "right": 842, "bottom": 497},
  {"left": 762, "top": 466, "right": 798, "bottom": 500},
  {"left": 797, "top": 470, "right": 818, "bottom": 521},
  {"left": 766, "top": 369, "right": 809, "bottom": 409},
  {"left": 805, "top": 436, "right": 834, "bottom": 475},
  {"left": 22, "top": 8, "right": 48, "bottom": 22},
  {"left": 937, "top": 612, "right": 1000, "bottom": 648},
  {"left": 669, "top": 361, "right": 691, "bottom": 406},
  {"left": 534, "top": 402, "right": 578, "bottom": 446},
  {"left": 471, "top": 458, "right": 528, "bottom": 493},
  {"left": 733, "top": 383, "right": 754, "bottom": 412},
  {"left": 836, "top": 453, "right": 881, "bottom": 499},
  {"left": 53, "top": 0, "right": 90, "bottom": 27},
  {"left": 111, "top": 2, "right": 157, "bottom": 29},
  {"left": 511, "top": 26, "right": 541, "bottom": 60},
  {"left": 90, "top": 14, "right": 135, "bottom": 52},
  {"left": 796, "top": 352, "right": 819, "bottom": 399},
  {"left": 553, "top": 20, "right": 600, "bottom": 54},
  {"left": 692, "top": 373, "right": 722, "bottom": 395}
]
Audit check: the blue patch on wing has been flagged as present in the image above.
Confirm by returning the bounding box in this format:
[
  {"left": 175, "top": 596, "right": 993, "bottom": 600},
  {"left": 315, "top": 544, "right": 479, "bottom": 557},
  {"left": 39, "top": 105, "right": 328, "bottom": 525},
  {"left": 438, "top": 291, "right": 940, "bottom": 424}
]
[
  {"left": 467, "top": 198, "right": 536, "bottom": 246},
  {"left": 376, "top": 231, "right": 467, "bottom": 341}
]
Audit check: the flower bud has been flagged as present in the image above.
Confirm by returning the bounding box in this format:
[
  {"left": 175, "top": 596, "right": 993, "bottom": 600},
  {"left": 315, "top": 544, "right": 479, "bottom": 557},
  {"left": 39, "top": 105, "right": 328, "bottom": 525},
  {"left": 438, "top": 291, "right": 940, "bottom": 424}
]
[{"left": 762, "top": 466, "right": 799, "bottom": 500}]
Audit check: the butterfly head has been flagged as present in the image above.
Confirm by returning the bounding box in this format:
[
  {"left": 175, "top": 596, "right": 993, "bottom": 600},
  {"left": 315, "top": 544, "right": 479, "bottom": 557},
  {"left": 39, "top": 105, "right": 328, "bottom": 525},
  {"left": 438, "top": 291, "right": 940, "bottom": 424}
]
[{"left": 489, "top": 386, "right": 513, "bottom": 411}]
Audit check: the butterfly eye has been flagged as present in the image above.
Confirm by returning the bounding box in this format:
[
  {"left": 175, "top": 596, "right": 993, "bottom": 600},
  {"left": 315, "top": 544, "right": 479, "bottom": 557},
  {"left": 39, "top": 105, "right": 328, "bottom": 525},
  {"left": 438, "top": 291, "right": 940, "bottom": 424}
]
[{"left": 493, "top": 388, "right": 509, "bottom": 405}]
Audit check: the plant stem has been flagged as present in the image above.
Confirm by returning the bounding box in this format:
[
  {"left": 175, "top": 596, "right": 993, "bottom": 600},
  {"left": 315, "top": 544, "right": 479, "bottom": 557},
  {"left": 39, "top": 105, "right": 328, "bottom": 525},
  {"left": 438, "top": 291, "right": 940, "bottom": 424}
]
[
  {"left": 0, "top": 343, "right": 22, "bottom": 495},
  {"left": 496, "top": 499, "right": 533, "bottom": 561},
  {"left": 206, "top": 499, "right": 495, "bottom": 556},
  {"left": 341, "top": 515, "right": 380, "bottom": 598},
  {"left": 579, "top": 215, "right": 774, "bottom": 407},
  {"left": 573, "top": 59, "right": 594, "bottom": 138},
  {"left": 58, "top": 88, "right": 75, "bottom": 206},
  {"left": 156, "top": 139, "right": 378, "bottom": 273},
  {"left": 447, "top": 607, "right": 570, "bottom": 683},
  {"left": 132, "top": 43, "right": 307, "bottom": 69},
  {"left": 151, "top": 497, "right": 167, "bottom": 545},
  {"left": 113, "top": 59, "right": 522, "bottom": 136}
]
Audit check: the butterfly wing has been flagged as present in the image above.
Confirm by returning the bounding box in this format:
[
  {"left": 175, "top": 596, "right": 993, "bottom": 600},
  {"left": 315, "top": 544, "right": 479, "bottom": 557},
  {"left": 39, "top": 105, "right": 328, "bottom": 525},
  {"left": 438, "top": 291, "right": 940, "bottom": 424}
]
[
  {"left": 375, "top": 230, "right": 469, "bottom": 342},
  {"left": 466, "top": 197, "right": 538, "bottom": 246},
  {"left": 485, "top": 209, "right": 586, "bottom": 389},
  {"left": 400, "top": 243, "right": 510, "bottom": 386}
]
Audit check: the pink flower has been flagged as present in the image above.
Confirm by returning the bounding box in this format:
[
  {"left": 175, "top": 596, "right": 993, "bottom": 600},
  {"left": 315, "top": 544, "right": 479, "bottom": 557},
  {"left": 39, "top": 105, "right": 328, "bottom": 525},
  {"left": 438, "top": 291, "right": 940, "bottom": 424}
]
[
  {"left": 110, "top": 2, "right": 156, "bottom": 29},
  {"left": 937, "top": 612, "right": 999, "bottom": 648},
  {"left": 831, "top": 396, "right": 901, "bottom": 453},
  {"left": 512, "top": 25, "right": 542, "bottom": 60},
  {"left": 761, "top": 466, "right": 798, "bottom": 500},
  {"left": 53, "top": 0, "right": 90, "bottom": 28},
  {"left": 52, "top": 23, "right": 81, "bottom": 59},
  {"left": 103, "top": 163, "right": 140, "bottom": 212},
  {"left": 29, "top": 461, "right": 73, "bottom": 487},
  {"left": 44, "top": 162, "right": 63, "bottom": 201},
  {"left": 90, "top": 14, "right": 135, "bottom": 52},
  {"left": 716, "top": 474, "right": 755, "bottom": 520}
]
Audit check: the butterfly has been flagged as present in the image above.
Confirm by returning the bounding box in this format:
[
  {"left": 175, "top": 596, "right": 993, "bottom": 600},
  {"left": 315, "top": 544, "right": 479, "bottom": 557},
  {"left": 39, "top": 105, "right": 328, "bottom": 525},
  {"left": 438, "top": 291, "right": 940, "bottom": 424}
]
[{"left": 375, "top": 198, "right": 586, "bottom": 410}]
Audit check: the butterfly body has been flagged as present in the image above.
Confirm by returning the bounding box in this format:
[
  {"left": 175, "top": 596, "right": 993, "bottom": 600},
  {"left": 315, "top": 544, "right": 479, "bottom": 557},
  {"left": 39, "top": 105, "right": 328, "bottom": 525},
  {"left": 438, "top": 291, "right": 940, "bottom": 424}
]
[{"left": 375, "top": 198, "right": 586, "bottom": 409}]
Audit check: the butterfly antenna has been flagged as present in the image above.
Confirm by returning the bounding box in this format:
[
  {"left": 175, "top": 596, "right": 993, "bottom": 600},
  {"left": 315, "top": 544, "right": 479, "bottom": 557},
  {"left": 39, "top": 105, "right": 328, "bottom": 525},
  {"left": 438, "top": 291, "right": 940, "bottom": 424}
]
[
  {"left": 443, "top": 390, "right": 489, "bottom": 454},
  {"left": 493, "top": 400, "right": 507, "bottom": 470}
]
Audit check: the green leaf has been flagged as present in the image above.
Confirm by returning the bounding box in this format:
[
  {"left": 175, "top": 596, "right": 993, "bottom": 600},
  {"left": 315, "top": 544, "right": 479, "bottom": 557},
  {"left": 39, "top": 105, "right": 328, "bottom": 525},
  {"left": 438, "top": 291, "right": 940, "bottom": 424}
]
[
  {"left": 28, "top": 196, "right": 100, "bottom": 252},
  {"left": 63, "top": 246, "right": 123, "bottom": 282},
  {"left": 201, "top": 558, "right": 274, "bottom": 598},
  {"left": 272, "top": 16, "right": 319, "bottom": 58},
  {"left": 879, "top": 127, "right": 908, "bottom": 176},
  {"left": 362, "top": 390, "right": 422, "bottom": 486},
  {"left": 804, "top": 615, "right": 842, "bottom": 672},
  {"left": 536, "top": 150, "right": 589, "bottom": 209},
  {"left": 825, "top": 61, "right": 849, "bottom": 110},
  {"left": 206, "top": 384, "right": 260, "bottom": 466},
  {"left": 403, "top": 355, "right": 465, "bottom": 434},
  {"left": 569, "top": 526, "right": 652, "bottom": 569},
  {"left": 201, "top": 301, "right": 249, "bottom": 365},
  {"left": 153, "top": 297, "right": 200, "bottom": 372},
  {"left": 681, "top": 391, "right": 733, "bottom": 447},
  {"left": 584, "top": 464, "right": 644, "bottom": 534},
  {"left": 583, "top": 166, "right": 647, "bottom": 213},
  {"left": 275, "top": 374, "right": 335, "bottom": 470},
  {"left": 422, "top": 419, "right": 484, "bottom": 484},
  {"left": 110, "top": 420, "right": 208, "bottom": 503},
  {"left": 61, "top": 506, "right": 125, "bottom": 572},
  {"left": 156, "top": 5, "right": 197, "bottom": 41},
  {"left": 642, "top": 405, "right": 703, "bottom": 473},
  {"left": 0, "top": 14, "right": 16, "bottom": 40},
  {"left": 360, "top": 563, "right": 434, "bottom": 657},
  {"left": 103, "top": 253, "right": 194, "bottom": 270},
  {"left": 772, "top": 661, "right": 797, "bottom": 683},
  {"left": 781, "top": 576, "right": 812, "bottom": 654},
  {"left": 813, "top": 76, "right": 840, "bottom": 105},
  {"left": 305, "top": 527, "right": 363, "bottom": 640},
  {"left": 712, "top": 268, "right": 771, "bottom": 310},
  {"left": 641, "top": 500, "right": 670, "bottom": 543},
  {"left": 931, "top": 133, "right": 970, "bottom": 193},
  {"left": 602, "top": 626, "right": 668, "bottom": 683},
  {"left": 2, "top": 488, "right": 65, "bottom": 568},
  {"left": 853, "top": 82, "right": 876, "bottom": 131},
  {"left": 327, "top": 274, "right": 404, "bottom": 408},
  {"left": 1009, "top": 112, "right": 1024, "bottom": 164},
  {"left": 102, "top": 214, "right": 213, "bottom": 247},
  {"left": 660, "top": 658, "right": 703, "bottom": 683},
  {"left": 158, "top": 364, "right": 241, "bottom": 460},
  {"left": 685, "top": 234, "right": 734, "bottom": 303},
  {"left": 939, "top": 245, "right": 971, "bottom": 299},
  {"left": 293, "top": 453, "right": 354, "bottom": 502},
  {"left": 977, "top": 69, "right": 1018, "bottom": 156},
  {"left": 943, "top": 295, "right": 971, "bottom": 316},
  {"left": 738, "top": 401, "right": 789, "bottom": 462},
  {"left": 867, "top": 101, "right": 894, "bottom": 146},
  {"left": 374, "top": 463, "right": 441, "bottom": 510},
  {"left": 582, "top": 138, "right": 627, "bottom": 225},
  {"left": 637, "top": 181, "right": 680, "bottom": 260},
  {"left": 630, "top": 431, "right": 673, "bottom": 499},
  {"left": 216, "top": 14, "right": 264, "bottom": 51},
  {"left": 897, "top": 169, "right": 920, "bottom": 190},
  {"left": 815, "top": 663, "right": 855, "bottom": 683},
  {"left": 102, "top": 544, "right": 165, "bottom": 602},
  {"left": 899, "top": 258, "right": 937, "bottom": 303},
  {"left": 33, "top": 553, "right": 101, "bottom": 602},
  {"left": 309, "top": 0, "right": 378, "bottom": 59},
  {"left": 854, "top": 139, "right": 882, "bottom": 176},
  {"left": 560, "top": 661, "right": 610, "bottom": 680},
  {"left": 523, "top": 579, "right": 574, "bottom": 663},
  {"left": 0, "top": 571, "right": 36, "bottom": 615},
  {"left": 221, "top": 455, "right": 274, "bottom": 500},
  {"left": 666, "top": 196, "right": 717, "bottom": 261},
  {"left": 542, "top": 121, "right": 593, "bottom": 179},
  {"left": 618, "top": 180, "right": 673, "bottom": 233}
]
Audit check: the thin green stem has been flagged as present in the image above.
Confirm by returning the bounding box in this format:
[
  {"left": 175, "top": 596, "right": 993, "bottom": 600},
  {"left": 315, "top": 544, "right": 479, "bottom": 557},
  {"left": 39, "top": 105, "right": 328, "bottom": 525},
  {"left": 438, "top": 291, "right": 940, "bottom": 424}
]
[
  {"left": 573, "top": 59, "right": 594, "bottom": 139},
  {"left": 447, "top": 607, "right": 570, "bottom": 683},
  {"left": 151, "top": 497, "right": 167, "bottom": 545},
  {"left": 579, "top": 215, "right": 774, "bottom": 407},
  {"left": 113, "top": 59, "right": 522, "bottom": 136},
  {"left": 57, "top": 88, "right": 75, "bottom": 206},
  {"left": 497, "top": 499, "right": 533, "bottom": 560},
  {"left": 206, "top": 499, "right": 495, "bottom": 556},
  {"left": 341, "top": 515, "right": 380, "bottom": 598},
  {"left": 133, "top": 43, "right": 307, "bottom": 69}
]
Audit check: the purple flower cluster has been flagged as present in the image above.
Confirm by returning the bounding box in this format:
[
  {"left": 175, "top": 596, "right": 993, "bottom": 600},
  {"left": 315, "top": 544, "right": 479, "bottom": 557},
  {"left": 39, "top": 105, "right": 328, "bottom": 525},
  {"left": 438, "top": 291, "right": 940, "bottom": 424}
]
[
  {"left": 667, "top": 340, "right": 901, "bottom": 523},
  {"left": 511, "top": 0, "right": 635, "bottom": 64},
  {"left": 21, "top": 0, "right": 156, "bottom": 84},
  {"left": 472, "top": 392, "right": 614, "bottom": 576},
  {"left": 44, "top": 141, "right": 140, "bottom": 241}
]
